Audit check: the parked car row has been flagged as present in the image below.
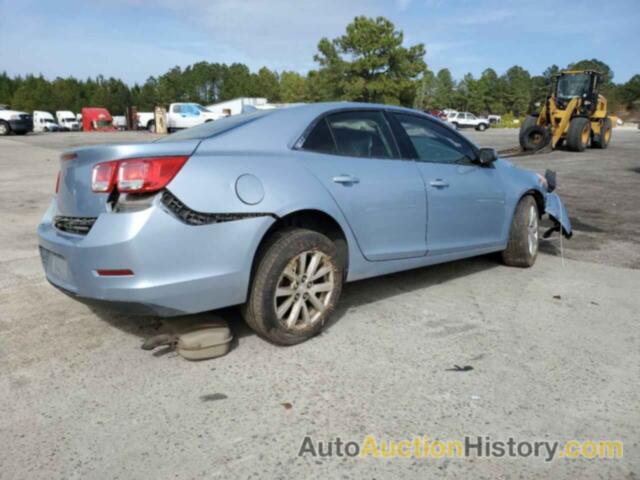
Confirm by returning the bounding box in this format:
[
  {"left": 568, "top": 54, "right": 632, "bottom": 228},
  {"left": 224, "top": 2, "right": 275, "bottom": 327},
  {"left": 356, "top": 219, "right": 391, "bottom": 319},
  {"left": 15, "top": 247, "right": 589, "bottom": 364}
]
[{"left": 0, "top": 102, "right": 225, "bottom": 136}]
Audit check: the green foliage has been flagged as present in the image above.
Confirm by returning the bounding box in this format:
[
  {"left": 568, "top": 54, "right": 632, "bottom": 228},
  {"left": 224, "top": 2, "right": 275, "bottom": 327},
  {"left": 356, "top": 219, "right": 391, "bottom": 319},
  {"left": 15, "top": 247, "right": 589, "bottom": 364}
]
[
  {"left": 279, "top": 71, "right": 307, "bottom": 103},
  {"left": 568, "top": 59, "right": 614, "bottom": 84},
  {"left": 0, "top": 16, "right": 636, "bottom": 119},
  {"left": 313, "top": 16, "right": 427, "bottom": 105},
  {"left": 617, "top": 74, "right": 640, "bottom": 109},
  {"left": 494, "top": 112, "right": 522, "bottom": 129}
]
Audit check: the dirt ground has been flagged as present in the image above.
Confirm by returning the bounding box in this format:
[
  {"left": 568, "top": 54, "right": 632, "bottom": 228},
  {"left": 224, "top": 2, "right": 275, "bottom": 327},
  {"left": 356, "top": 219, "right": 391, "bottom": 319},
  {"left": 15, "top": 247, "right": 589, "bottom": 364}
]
[{"left": 0, "top": 128, "right": 638, "bottom": 479}]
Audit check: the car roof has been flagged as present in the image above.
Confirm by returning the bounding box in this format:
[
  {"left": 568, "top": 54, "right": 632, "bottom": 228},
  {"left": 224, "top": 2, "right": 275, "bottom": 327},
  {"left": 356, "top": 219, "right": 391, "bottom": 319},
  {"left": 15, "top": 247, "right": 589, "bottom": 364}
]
[{"left": 185, "top": 102, "right": 438, "bottom": 152}]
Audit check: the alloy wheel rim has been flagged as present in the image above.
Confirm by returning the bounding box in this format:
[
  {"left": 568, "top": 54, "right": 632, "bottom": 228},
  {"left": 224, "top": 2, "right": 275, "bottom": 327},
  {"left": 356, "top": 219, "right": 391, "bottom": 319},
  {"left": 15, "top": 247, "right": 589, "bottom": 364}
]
[
  {"left": 274, "top": 250, "right": 335, "bottom": 330},
  {"left": 527, "top": 205, "right": 539, "bottom": 256},
  {"left": 0, "top": 124, "right": 6, "bottom": 134}
]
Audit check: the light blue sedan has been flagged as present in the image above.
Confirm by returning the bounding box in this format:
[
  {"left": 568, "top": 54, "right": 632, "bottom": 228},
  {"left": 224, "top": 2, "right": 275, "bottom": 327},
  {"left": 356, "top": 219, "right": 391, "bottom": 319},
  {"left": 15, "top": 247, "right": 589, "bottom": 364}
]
[{"left": 38, "top": 103, "right": 572, "bottom": 345}]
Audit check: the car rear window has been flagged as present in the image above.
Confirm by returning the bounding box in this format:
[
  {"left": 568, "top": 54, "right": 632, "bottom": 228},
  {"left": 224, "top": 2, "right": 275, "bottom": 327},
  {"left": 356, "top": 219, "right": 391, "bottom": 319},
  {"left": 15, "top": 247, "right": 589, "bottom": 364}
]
[
  {"left": 156, "top": 110, "right": 273, "bottom": 142},
  {"left": 302, "top": 119, "right": 337, "bottom": 154}
]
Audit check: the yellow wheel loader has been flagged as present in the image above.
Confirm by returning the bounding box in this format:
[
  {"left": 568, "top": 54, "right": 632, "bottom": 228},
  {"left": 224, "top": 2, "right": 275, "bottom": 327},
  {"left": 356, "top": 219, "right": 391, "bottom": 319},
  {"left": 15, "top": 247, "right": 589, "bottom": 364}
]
[{"left": 519, "top": 70, "right": 615, "bottom": 152}]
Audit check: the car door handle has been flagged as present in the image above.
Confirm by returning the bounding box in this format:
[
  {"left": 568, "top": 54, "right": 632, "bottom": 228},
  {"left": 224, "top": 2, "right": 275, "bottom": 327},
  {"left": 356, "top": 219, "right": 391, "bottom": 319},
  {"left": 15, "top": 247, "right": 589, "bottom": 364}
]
[
  {"left": 333, "top": 174, "right": 360, "bottom": 184},
  {"left": 429, "top": 179, "right": 449, "bottom": 188}
]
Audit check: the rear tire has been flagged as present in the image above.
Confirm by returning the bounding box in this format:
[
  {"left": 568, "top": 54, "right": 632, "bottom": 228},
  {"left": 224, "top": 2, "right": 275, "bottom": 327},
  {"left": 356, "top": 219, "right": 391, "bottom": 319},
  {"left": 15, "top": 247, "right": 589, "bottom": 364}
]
[
  {"left": 476, "top": 123, "right": 487, "bottom": 131},
  {"left": 566, "top": 117, "right": 591, "bottom": 152},
  {"left": 451, "top": 122, "right": 459, "bottom": 130},
  {"left": 502, "top": 196, "right": 539, "bottom": 268},
  {"left": 243, "top": 228, "right": 344, "bottom": 345},
  {"left": 592, "top": 118, "right": 612, "bottom": 149},
  {"left": 147, "top": 121, "right": 156, "bottom": 133},
  {"left": 0, "top": 121, "right": 10, "bottom": 136}
]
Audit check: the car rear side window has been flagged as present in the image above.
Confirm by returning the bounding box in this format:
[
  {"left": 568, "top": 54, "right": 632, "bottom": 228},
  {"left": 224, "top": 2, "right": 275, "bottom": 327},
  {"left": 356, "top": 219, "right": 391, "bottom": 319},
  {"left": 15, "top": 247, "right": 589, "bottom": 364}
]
[
  {"left": 302, "top": 118, "right": 337, "bottom": 154},
  {"left": 324, "top": 111, "right": 397, "bottom": 159},
  {"left": 394, "top": 113, "right": 476, "bottom": 164}
]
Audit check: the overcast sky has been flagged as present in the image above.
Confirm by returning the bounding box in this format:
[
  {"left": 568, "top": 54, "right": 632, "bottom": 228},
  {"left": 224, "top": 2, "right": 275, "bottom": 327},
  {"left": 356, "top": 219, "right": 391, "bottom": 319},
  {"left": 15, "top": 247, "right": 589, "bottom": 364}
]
[{"left": 1, "top": 0, "right": 638, "bottom": 84}]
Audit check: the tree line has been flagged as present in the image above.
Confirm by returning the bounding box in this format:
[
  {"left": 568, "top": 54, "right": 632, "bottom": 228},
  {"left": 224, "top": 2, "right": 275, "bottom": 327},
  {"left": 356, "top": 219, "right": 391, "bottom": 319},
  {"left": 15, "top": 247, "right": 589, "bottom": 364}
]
[{"left": 1, "top": 16, "right": 638, "bottom": 117}]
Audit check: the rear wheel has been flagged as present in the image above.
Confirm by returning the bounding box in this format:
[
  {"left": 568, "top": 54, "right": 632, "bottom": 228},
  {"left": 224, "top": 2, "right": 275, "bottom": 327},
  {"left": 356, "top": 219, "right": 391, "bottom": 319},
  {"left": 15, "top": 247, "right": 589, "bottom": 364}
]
[
  {"left": 0, "top": 121, "right": 10, "bottom": 136},
  {"left": 451, "top": 122, "right": 459, "bottom": 130},
  {"left": 592, "top": 118, "right": 612, "bottom": 149},
  {"left": 566, "top": 117, "right": 591, "bottom": 152},
  {"left": 502, "top": 196, "right": 539, "bottom": 268},
  {"left": 147, "top": 121, "right": 156, "bottom": 133},
  {"left": 476, "top": 123, "right": 488, "bottom": 131},
  {"left": 243, "top": 228, "right": 344, "bottom": 345}
]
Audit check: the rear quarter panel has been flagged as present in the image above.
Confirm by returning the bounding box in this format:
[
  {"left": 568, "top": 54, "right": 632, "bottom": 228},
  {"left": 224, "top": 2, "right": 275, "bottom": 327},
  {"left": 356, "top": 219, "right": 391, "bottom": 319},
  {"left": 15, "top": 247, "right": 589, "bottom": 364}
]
[{"left": 167, "top": 147, "right": 368, "bottom": 280}]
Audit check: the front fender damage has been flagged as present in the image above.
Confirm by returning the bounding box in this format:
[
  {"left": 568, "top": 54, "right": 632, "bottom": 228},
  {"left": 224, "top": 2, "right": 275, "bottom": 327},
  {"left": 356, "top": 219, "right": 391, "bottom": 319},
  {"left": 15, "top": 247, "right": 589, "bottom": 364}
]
[{"left": 543, "top": 192, "right": 572, "bottom": 239}]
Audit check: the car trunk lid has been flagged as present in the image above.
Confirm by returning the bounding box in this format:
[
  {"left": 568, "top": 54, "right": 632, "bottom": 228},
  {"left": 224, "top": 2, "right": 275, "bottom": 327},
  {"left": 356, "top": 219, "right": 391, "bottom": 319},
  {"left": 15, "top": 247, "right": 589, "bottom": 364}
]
[{"left": 56, "top": 140, "right": 200, "bottom": 218}]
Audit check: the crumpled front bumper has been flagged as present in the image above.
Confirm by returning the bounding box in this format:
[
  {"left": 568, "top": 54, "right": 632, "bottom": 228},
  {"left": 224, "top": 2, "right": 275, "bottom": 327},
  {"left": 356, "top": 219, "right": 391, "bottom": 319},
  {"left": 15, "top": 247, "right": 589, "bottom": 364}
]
[{"left": 544, "top": 192, "right": 572, "bottom": 238}]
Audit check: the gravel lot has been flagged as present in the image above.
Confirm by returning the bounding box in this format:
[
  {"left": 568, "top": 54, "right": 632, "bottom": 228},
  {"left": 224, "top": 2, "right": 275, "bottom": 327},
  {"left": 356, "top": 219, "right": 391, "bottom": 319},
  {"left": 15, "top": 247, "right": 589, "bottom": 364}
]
[{"left": 1, "top": 128, "right": 639, "bottom": 479}]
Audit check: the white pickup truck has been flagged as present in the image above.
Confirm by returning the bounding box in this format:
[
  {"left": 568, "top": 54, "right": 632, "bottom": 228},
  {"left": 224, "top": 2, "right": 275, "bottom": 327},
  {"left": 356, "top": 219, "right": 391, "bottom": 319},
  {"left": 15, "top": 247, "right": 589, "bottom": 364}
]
[
  {"left": 447, "top": 111, "right": 490, "bottom": 131},
  {"left": 0, "top": 106, "right": 33, "bottom": 135},
  {"left": 137, "top": 103, "right": 223, "bottom": 132}
]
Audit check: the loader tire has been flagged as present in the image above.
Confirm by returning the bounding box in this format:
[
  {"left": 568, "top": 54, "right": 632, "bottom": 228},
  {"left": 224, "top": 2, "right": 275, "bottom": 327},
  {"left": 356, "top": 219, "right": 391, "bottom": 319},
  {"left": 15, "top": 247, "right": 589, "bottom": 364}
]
[
  {"left": 518, "top": 115, "right": 538, "bottom": 146},
  {"left": 592, "top": 118, "right": 612, "bottom": 149},
  {"left": 566, "top": 117, "right": 591, "bottom": 152},
  {"left": 520, "top": 125, "right": 550, "bottom": 151}
]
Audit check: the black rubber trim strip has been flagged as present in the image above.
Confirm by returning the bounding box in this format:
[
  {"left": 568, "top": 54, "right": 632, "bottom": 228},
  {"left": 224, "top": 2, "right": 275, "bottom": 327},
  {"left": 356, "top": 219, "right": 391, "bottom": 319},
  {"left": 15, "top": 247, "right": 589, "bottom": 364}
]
[
  {"left": 161, "top": 190, "right": 276, "bottom": 226},
  {"left": 54, "top": 216, "right": 97, "bottom": 235}
]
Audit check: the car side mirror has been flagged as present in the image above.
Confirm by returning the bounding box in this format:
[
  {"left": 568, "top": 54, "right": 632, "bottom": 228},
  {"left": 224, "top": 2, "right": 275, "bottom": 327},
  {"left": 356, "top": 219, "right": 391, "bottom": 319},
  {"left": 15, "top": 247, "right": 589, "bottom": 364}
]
[{"left": 478, "top": 148, "right": 498, "bottom": 165}]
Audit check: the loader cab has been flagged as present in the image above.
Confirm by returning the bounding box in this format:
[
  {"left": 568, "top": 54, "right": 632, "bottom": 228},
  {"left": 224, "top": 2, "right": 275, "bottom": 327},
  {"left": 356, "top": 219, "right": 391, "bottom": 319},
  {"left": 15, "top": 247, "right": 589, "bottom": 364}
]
[{"left": 553, "top": 70, "right": 601, "bottom": 114}]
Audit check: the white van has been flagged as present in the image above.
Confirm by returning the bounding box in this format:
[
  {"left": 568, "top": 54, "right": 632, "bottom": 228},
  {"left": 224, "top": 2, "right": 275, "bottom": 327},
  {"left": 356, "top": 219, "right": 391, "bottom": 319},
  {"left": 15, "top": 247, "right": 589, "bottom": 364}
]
[
  {"left": 56, "top": 111, "right": 80, "bottom": 131},
  {"left": 33, "top": 111, "right": 61, "bottom": 132}
]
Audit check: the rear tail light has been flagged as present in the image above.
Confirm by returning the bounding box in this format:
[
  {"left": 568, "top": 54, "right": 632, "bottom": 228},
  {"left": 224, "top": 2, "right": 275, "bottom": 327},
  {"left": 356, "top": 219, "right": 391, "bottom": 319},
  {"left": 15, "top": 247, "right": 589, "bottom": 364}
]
[
  {"left": 91, "top": 156, "right": 188, "bottom": 194},
  {"left": 91, "top": 161, "right": 118, "bottom": 192}
]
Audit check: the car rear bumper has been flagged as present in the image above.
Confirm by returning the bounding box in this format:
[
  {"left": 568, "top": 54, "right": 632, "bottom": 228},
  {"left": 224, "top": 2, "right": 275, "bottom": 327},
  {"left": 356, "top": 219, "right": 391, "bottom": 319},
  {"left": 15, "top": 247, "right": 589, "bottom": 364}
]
[{"left": 37, "top": 200, "right": 275, "bottom": 316}]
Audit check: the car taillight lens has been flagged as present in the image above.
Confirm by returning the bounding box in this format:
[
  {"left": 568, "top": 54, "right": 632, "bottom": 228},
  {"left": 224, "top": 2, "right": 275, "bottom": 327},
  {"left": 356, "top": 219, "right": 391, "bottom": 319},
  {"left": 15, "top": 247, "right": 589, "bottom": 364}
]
[
  {"left": 91, "top": 156, "right": 188, "bottom": 194},
  {"left": 91, "top": 161, "right": 118, "bottom": 193}
]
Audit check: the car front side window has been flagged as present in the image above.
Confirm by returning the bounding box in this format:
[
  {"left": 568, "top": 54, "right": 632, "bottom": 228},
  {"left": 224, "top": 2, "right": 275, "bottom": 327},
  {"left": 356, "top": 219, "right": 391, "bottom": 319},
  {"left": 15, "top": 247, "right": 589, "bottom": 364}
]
[{"left": 394, "top": 113, "right": 477, "bottom": 165}]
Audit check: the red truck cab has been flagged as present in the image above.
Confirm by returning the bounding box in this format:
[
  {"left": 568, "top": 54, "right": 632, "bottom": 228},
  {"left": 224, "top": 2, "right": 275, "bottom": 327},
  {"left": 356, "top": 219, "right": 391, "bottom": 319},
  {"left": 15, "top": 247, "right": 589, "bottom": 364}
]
[{"left": 81, "top": 108, "right": 115, "bottom": 132}]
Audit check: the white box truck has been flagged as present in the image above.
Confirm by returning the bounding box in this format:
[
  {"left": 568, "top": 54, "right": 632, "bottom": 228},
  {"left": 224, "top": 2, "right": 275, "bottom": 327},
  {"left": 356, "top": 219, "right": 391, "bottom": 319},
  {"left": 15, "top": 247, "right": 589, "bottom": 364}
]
[
  {"left": 33, "top": 111, "right": 61, "bottom": 132},
  {"left": 56, "top": 111, "right": 81, "bottom": 131}
]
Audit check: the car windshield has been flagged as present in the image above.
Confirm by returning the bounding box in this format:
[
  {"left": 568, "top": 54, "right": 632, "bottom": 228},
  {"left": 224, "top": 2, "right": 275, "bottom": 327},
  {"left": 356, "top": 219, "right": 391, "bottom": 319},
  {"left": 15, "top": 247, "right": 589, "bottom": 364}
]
[
  {"left": 156, "top": 109, "right": 273, "bottom": 142},
  {"left": 556, "top": 74, "right": 590, "bottom": 99}
]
